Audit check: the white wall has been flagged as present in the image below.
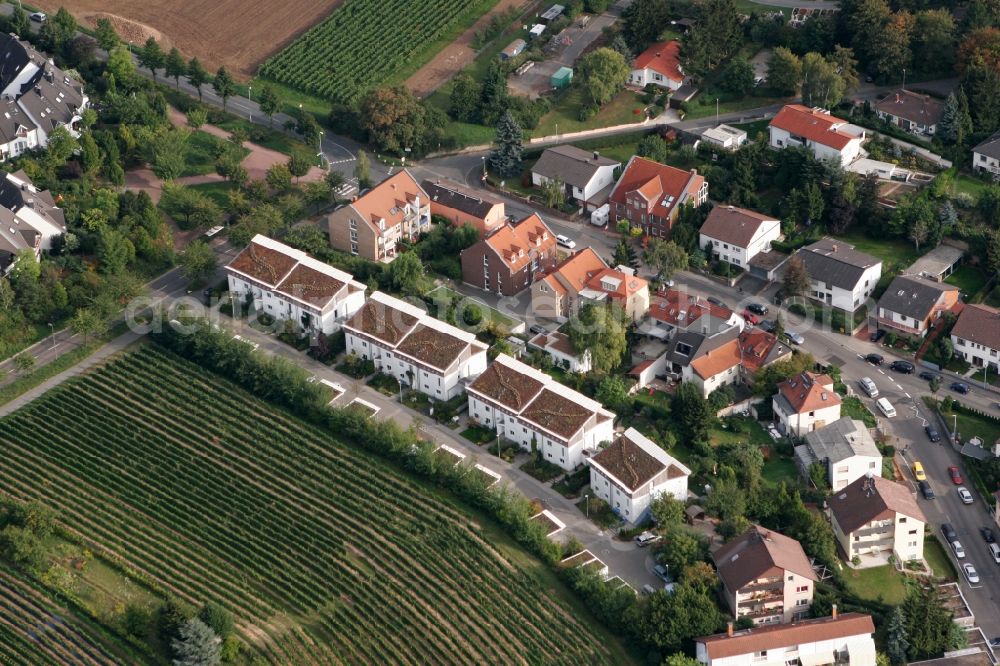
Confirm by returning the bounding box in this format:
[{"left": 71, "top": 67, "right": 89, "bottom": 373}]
[
  {"left": 769, "top": 126, "right": 862, "bottom": 166},
  {"left": 974, "top": 151, "right": 1000, "bottom": 175},
  {"left": 952, "top": 333, "right": 1000, "bottom": 370},
  {"left": 589, "top": 464, "right": 688, "bottom": 524},
  {"left": 228, "top": 274, "right": 363, "bottom": 335},
  {"left": 697, "top": 633, "right": 876, "bottom": 666},
  {"left": 808, "top": 262, "right": 882, "bottom": 312},
  {"left": 829, "top": 455, "right": 882, "bottom": 491},
  {"left": 629, "top": 68, "right": 682, "bottom": 90},
  {"left": 683, "top": 363, "right": 739, "bottom": 398},
  {"left": 775, "top": 400, "right": 842, "bottom": 437},
  {"left": 701, "top": 219, "right": 779, "bottom": 268}
]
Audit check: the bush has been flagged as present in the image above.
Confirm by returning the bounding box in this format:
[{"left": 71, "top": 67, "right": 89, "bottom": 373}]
[{"left": 578, "top": 106, "right": 598, "bottom": 121}]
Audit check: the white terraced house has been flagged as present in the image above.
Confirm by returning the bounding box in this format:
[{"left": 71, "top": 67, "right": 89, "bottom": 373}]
[
  {"left": 467, "top": 354, "right": 615, "bottom": 471},
  {"left": 343, "top": 291, "right": 488, "bottom": 401},
  {"left": 226, "top": 235, "right": 367, "bottom": 336}
]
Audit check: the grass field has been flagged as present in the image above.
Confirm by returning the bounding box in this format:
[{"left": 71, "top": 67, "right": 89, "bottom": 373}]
[
  {"left": 832, "top": 232, "right": 922, "bottom": 271},
  {"left": 425, "top": 285, "right": 520, "bottom": 330},
  {"left": 534, "top": 88, "right": 648, "bottom": 138},
  {"left": 842, "top": 564, "right": 908, "bottom": 605},
  {"left": 187, "top": 181, "right": 237, "bottom": 208},
  {"left": 944, "top": 265, "right": 988, "bottom": 299},
  {"left": 0, "top": 345, "right": 626, "bottom": 663}
]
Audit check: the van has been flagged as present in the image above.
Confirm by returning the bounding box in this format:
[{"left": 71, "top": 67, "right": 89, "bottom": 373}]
[
  {"left": 859, "top": 377, "right": 879, "bottom": 398},
  {"left": 876, "top": 397, "right": 896, "bottom": 418},
  {"left": 989, "top": 543, "right": 1000, "bottom": 564}
]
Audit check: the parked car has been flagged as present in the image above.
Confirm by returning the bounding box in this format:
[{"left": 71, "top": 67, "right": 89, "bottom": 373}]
[
  {"left": 949, "top": 465, "right": 963, "bottom": 484},
  {"left": 859, "top": 377, "right": 879, "bottom": 398},
  {"left": 747, "top": 303, "right": 768, "bottom": 315},
  {"left": 950, "top": 382, "right": 970, "bottom": 394},
  {"left": 912, "top": 461, "right": 926, "bottom": 481},
  {"left": 919, "top": 480, "right": 935, "bottom": 500},
  {"left": 925, "top": 425, "right": 941, "bottom": 443},
  {"left": 870, "top": 329, "right": 886, "bottom": 343},
  {"left": 958, "top": 487, "right": 974, "bottom": 504},
  {"left": 990, "top": 543, "right": 1000, "bottom": 564},
  {"left": 942, "top": 523, "right": 958, "bottom": 542},
  {"left": 758, "top": 320, "right": 775, "bottom": 333},
  {"left": 889, "top": 360, "right": 915, "bottom": 374},
  {"left": 29, "top": 12, "right": 46, "bottom": 22},
  {"left": 707, "top": 296, "right": 725, "bottom": 307},
  {"left": 529, "top": 324, "right": 547, "bottom": 336},
  {"left": 919, "top": 371, "right": 937, "bottom": 381},
  {"left": 952, "top": 539, "right": 966, "bottom": 558},
  {"left": 641, "top": 584, "right": 657, "bottom": 595},
  {"left": 635, "top": 532, "right": 661, "bottom": 547},
  {"left": 653, "top": 564, "right": 671, "bottom": 582},
  {"left": 555, "top": 234, "right": 576, "bottom": 250},
  {"left": 963, "top": 563, "right": 979, "bottom": 584},
  {"left": 765, "top": 423, "right": 781, "bottom": 441},
  {"left": 742, "top": 310, "right": 759, "bottom": 325},
  {"left": 980, "top": 527, "right": 995, "bottom": 543},
  {"left": 785, "top": 330, "right": 805, "bottom": 345},
  {"left": 865, "top": 353, "right": 884, "bottom": 365}
]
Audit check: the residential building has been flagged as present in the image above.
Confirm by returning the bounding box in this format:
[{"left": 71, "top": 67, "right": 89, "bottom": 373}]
[
  {"left": 527, "top": 331, "right": 591, "bottom": 373},
  {"left": 972, "top": 132, "right": 1000, "bottom": 177},
  {"left": 0, "top": 33, "right": 88, "bottom": 161},
  {"left": 531, "top": 247, "right": 650, "bottom": 322},
  {"left": 588, "top": 427, "right": 690, "bottom": 524},
  {"left": 0, "top": 170, "right": 66, "bottom": 273},
  {"left": 685, "top": 327, "right": 791, "bottom": 398},
  {"left": 876, "top": 275, "right": 959, "bottom": 338},
  {"left": 467, "top": 354, "right": 615, "bottom": 470},
  {"left": 629, "top": 40, "right": 685, "bottom": 90},
  {"left": 794, "top": 418, "right": 881, "bottom": 490},
  {"left": 874, "top": 89, "right": 944, "bottom": 136},
  {"left": 699, "top": 205, "right": 782, "bottom": 268},
  {"left": 769, "top": 105, "right": 864, "bottom": 166},
  {"left": 460, "top": 213, "right": 557, "bottom": 296},
  {"left": 793, "top": 239, "right": 882, "bottom": 313},
  {"left": 343, "top": 291, "right": 488, "bottom": 401},
  {"left": 225, "top": 235, "right": 366, "bottom": 336},
  {"left": 326, "top": 170, "right": 430, "bottom": 262},
  {"left": 701, "top": 124, "right": 747, "bottom": 151},
  {"left": 531, "top": 145, "right": 620, "bottom": 210},
  {"left": 421, "top": 179, "right": 505, "bottom": 236},
  {"left": 828, "top": 475, "right": 926, "bottom": 567},
  {"left": 643, "top": 289, "right": 743, "bottom": 341},
  {"left": 713, "top": 526, "right": 818, "bottom": 625},
  {"left": 951, "top": 304, "right": 1000, "bottom": 371},
  {"left": 773, "top": 372, "right": 841, "bottom": 437},
  {"left": 695, "top": 612, "right": 877, "bottom": 665},
  {"left": 608, "top": 156, "right": 707, "bottom": 238}
]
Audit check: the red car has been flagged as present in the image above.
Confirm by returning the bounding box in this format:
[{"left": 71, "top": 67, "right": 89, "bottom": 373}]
[
  {"left": 948, "top": 465, "right": 963, "bottom": 485},
  {"left": 742, "top": 310, "right": 759, "bottom": 325}
]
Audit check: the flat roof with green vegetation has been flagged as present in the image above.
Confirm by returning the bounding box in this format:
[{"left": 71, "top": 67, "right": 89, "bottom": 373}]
[{"left": 0, "top": 345, "right": 627, "bottom": 663}]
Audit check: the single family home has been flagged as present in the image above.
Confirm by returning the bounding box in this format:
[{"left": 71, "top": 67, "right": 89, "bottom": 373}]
[
  {"left": 527, "top": 331, "right": 591, "bottom": 373},
  {"left": 876, "top": 274, "right": 959, "bottom": 339},
  {"left": 531, "top": 247, "right": 650, "bottom": 322},
  {"left": 792, "top": 239, "right": 882, "bottom": 313},
  {"left": 769, "top": 105, "right": 864, "bottom": 166},
  {"left": 685, "top": 327, "right": 791, "bottom": 398},
  {"left": 629, "top": 40, "right": 685, "bottom": 90},
  {"left": 828, "top": 474, "right": 926, "bottom": 567},
  {"left": 951, "top": 303, "right": 1000, "bottom": 372},
  {"left": 0, "top": 170, "right": 66, "bottom": 273},
  {"left": 972, "top": 132, "right": 1000, "bottom": 177},
  {"left": 531, "top": 145, "right": 620, "bottom": 210},
  {"left": 699, "top": 205, "right": 782, "bottom": 269},
  {"left": 794, "top": 417, "right": 881, "bottom": 490},
  {"left": 874, "top": 89, "right": 944, "bottom": 136},
  {"left": 773, "top": 372, "right": 841, "bottom": 437},
  {"left": 422, "top": 179, "right": 505, "bottom": 236},
  {"left": 460, "top": 213, "right": 558, "bottom": 296},
  {"left": 608, "top": 156, "right": 707, "bottom": 238}
]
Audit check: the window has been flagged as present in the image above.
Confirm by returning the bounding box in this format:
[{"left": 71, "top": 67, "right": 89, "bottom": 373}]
[
  {"left": 349, "top": 219, "right": 357, "bottom": 230},
  {"left": 796, "top": 585, "right": 809, "bottom": 592},
  {"left": 909, "top": 529, "right": 917, "bottom": 535},
  {"left": 899, "top": 517, "right": 906, "bottom": 523},
  {"left": 787, "top": 575, "right": 794, "bottom": 581},
  {"left": 350, "top": 242, "right": 359, "bottom": 255},
  {"left": 796, "top": 598, "right": 809, "bottom": 606}
]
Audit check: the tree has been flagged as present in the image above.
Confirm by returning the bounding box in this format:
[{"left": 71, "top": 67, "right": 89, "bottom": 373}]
[
  {"left": 576, "top": 48, "right": 630, "bottom": 107},
  {"left": 489, "top": 111, "right": 523, "bottom": 179},
  {"left": 650, "top": 494, "right": 685, "bottom": 527},
  {"left": 660, "top": 526, "right": 706, "bottom": 574},
  {"left": 212, "top": 67, "right": 236, "bottom": 111},
  {"left": 902, "top": 582, "right": 958, "bottom": 660},
  {"left": 187, "top": 58, "right": 209, "bottom": 101},
  {"left": 180, "top": 240, "right": 218, "bottom": 285},
  {"left": 9, "top": 6, "right": 29, "bottom": 38},
  {"left": 40, "top": 7, "right": 76, "bottom": 54},
  {"left": 98, "top": 228, "right": 136, "bottom": 275},
  {"left": 165, "top": 48, "right": 187, "bottom": 89},
  {"left": 611, "top": 239, "right": 633, "bottom": 269},
  {"left": 288, "top": 154, "right": 311, "bottom": 183},
  {"left": 94, "top": 17, "right": 119, "bottom": 50},
  {"left": 886, "top": 606, "right": 909, "bottom": 665},
  {"left": 138, "top": 38, "right": 165, "bottom": 82},
  {"left": 938, "top": 92, "right": 962, "bottom": 144},
  {"left": 847, "top": 0, "right": 892, "bottom": 72},
  {"left": 386, "top": 251, "right": 426, "bottom": 297},
  {"left": 265, "top": 163, "right": 293, "bottom": 192},
  {"left": 478, "top": 61, "right": 509, "bottom": 126},
  {"left": 186, "top": 108, "right": 208, "bottom": 129},
  {"left": 783, "top": 255, "right": 811, "bottom": 297},
  {"left": 772, "top": 313, "right": 785, "bottom": 340},
  {"left": 644, "top": 239, "right": 688, "bottom": 279},
  {"left": 986, "top": 229, "right": 1000, "bottom": 277},
  {"left": 355, "top": 151, "right": 371, "bottom": 190},
  {"left": 622, "top": 0, "right": 670, "bottom": 52},
  {"left": 358, "top": 86, "right": 438, "bottom": 156},
  {"left": 539, "top": 178, "right": 566, "bottom": 208},
  {"left": 680, "top": 0, "right": 741, "bottom": 76},
  {"left": 13, "top": 353, "right": 35, "bottom": 375},
  {"left": 70, "top": 308, "right": 105, "bottom": 344},
  {"left": 595, "top": 375, "right": 629, "bottom": 411},
  {"left": 913, "top": 10, "right": 955, "bottom": 75},
  {"left": 567, "top": 303, "right": 628, "bottom": 375},
  {"left": 150, "top": 128, "right": 190, "bottom": 181},
  {"left": 720, "top": 58, "right": 755, "bottom": 96},
  {"left": 673, "top": 382, "right": 712, "bottom": 444},
  {"left": 801, "top": 52, "right": 846, "bottom": 108},
  {"left": 871, "top": 10, "right": 915, "bottom": 80},
  {"left": 609, "top": 35, "right": 633, "bottom": 65},
  {"left": 197, "top": 602, "right": 233, "bottom": 640},
  {"left": 257, "top": 85, "right": 280, "bottom": 127},
  {"left": 640, "top": 581, "right": 725, "bottom": 653},
  {"left": 767, "top": 47, "right": 802, "bottom": 96},
  {"left": 171, "top": 618, "right": 221, "bottom": 666},
  {"left": 304, "top": 181, "right": 332, "bottom": 214},
  {"left": 44, "top": 126, "right": 78, "bottom": 171},
  {"left": 448, "top": 74, "right": 480, "bottom": 123},
  {"left": 663, "top": 655, "right": 700, "bottom": 666},
  {"left": 829, "top": 46, "right": 859, "bottom": 92},
  {"left": 826, "top": 191, "right": 857, "bottom": 234},
  {"left": 637, "top": 134, "right": 670, "bottom": 164},
  {"left": 106, "top": 45, "right": 137, "bottom": 90}
]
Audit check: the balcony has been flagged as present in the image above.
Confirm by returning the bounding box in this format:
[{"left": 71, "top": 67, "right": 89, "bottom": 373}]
[
  {"left": 738, "top": 579, "right": 783, "bottom": 594},
  {"left": 740, "top": 605, "right": 784, "bottom": 619},
  {"left": 738, "top": 590, "right": 785, "bottom": 606}
]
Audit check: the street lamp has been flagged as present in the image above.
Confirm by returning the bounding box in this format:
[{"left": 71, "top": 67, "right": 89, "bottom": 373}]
[
  {"left": 48, "top": 322, "right": 54, "bottom": 350},
  {"left": 481, "top": 155, "right": 487, "bottom": 181},
  {"left": 247, "top": 85, "right": 252, "bottom": 124},
  {"left": 716, "top": 98, "right": 720, "bottom": 125},
  {"left": 318, "top": 130, "right": 326, "bottom": 169},
  {"left": 585, "top": 493, "right": 590, "bottom": 518}
]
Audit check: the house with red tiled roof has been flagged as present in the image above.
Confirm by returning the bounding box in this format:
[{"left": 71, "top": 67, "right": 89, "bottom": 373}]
[
  {"left": 326, "top": 170, "right": 430, "bottom": 262},
  {"left": 226, "top": 234, "right": 366, "bottom": 336},
  {"left": 769, "top": 105, "right": 865, "bottom": 166},
  {"left": 460, "top": 213, "right": 558, "bottom": 296},
  {"left": 608, "top": 156, "right": 707, "bottom": 238},
  {"left": 530, "top": 247, "right": 650, "bottom": 322},
  {"left": 588, "top": 427, "right": 690, "bottom": 524},
  {"left": 828, "top": 475, "right": 926, "bottom": 568},
  {"left": 467, "top": 354, "right": 615, "bottom": 470},
  {"left": 695, "top": 611, "right": 876, "bottom": 665},
  {"left": 699, "top": 205, "right": 781, "bottom": 269},
  {"left": 773, "top": 372, "right": 841, "bottom": 437},
  {"left": 951, "top": 303, "right": 1000, "bottom": 372},
  {"left": 343, "top": 291, "right": 488, "bottom": 401},
  {"left": 644, "top": 288, "right": 742, "bottom": 339},
  {"left": 685, "top": 328, "right": 791, "bottom": 398},
  {"left": 629, "top": 40, "right": 685, "bottom": 91}
]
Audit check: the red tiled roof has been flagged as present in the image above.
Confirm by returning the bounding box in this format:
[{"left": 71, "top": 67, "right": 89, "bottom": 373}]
[
  {"left": 344, "top": 299, "right": 419, "bottom": 346},
  {"left": 275, "top": 263, "right": 345, "bottom": 307},
  {"left": 521, "top": 388, "right": 594, "bottom": 439},
  {"left": 777, "top": 372, "right": 840, "bottom": 414},
  {"left": 608, "top": 156, "right": 703, "bottom": 220},
  {"left": 770, "top": 104, "right": 856, "bottom": 151},
  {"left": 350, "top": 170, "right": 427, "bottom": 234},
  {"left": 228, "top": 240, "right": 298, "bottom": 287},
  {"left": 468, "top": 357, "right": 546, "bottom": 411},
  {"left": 483, "top": 214, "right": 556, "bottom": 272},
  {"left": 633, "top": 40, "right": 683, "bottom": 82},
  {"left": 698, "top": 613, "right": 875, "bottom": 659},
  {"left": 647, "top": 289, "right": 733, "bottom": 328}
]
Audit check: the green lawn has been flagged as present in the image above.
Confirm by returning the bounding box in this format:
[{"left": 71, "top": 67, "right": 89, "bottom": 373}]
[
  {"left": 842, "top": 564, "right": 908, "bottom": 605},
  {"left": 181, "top": 130, "right": 243, "bottom": 177},
  {"left": 732, "top": 119, "right": 770, "bottom": 139},
  {"left": 683, "top": 92, "right": 787, "bottom": 120},
  {"left": 709, "top": 416, "right": 771, "bottom": 447},
  {"left": 842, "top": 396, "right": 876, "bottom": 428},
  {"left": 732, "top": 0, "right": 792, "bottom": 17},
  {"left": 945, "top": 408, "right": 1000, "bottom": 446},
  {"left": 923, "top": 536, "right": 956, "bottom": 581},
  {"left": 951, "top": 172, "right": 990, "bottom": 199},
  {"left": 534, "top": 88, "right": 648, "bottom": 138},
  {"left": 832, "top": 231, "right": 922, "bottom": 271},
  {"left": 187, "top": 181, "right": 236, "bottom": 208},
  {"left": 762, "top": 458, "right": 799, "bottom": 486},
  {"left": 944, "top": 266, "right": 988, "bottom": 300},
  {"left": 425, "top": 286, "right": 518, "bottom": 329},
  {"left": 461, "top": 425, "right": 495, "bottom": 444}
]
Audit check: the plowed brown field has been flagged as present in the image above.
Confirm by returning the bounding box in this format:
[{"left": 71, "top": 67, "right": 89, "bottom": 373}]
[{"left": 31, "top": 0, "right": 343, "bottom": 78}]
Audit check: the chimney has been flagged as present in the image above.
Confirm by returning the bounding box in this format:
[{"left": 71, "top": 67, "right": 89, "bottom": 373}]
[
  {"left": 831, "top": 604, "right": 838, "bottom": 620},
  {"left": 593, "top": 151, "right": 600, "bottom": 160},
  {"left": 727, "top": 622, "right": 734, "bottom": 637}
]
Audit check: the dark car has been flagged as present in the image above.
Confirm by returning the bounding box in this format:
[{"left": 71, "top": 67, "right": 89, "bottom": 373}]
[
  {"left": 889, "top": 360, "right": 915, "bottom": 374},
  {"left": 758, "top": 320, "right": 775, "bottom": 333},
  {"left": 981, "top": 527, "right": 996, "bottom": 543},
  {"left": 925, "top": 425, "right": 941, "bottom": 443},
  {"left": 870, "top": 329, "right": 887, "bottom": 343},
  {"left": 747, "top": 303, "right": 768, "bottom": 316},
  {"left": 919, "top": 480, "right": 935, "bottom": 500},
  {"left": 919, "top": 371, "right": 937, "bottom": 381},
  {"left": 865, "top": 353, "right": 884, "bottom": 366},
  {"left": 942, "top": 522, "right": 958, "bottom": 542},
  {"left": 707, "top": 296, "right": 725, "bottom": 307},
  {"left": 529, "top": 324, "right": 547, "bottom": 336},
  {"left": 950, "top": 382, "right": 970, "bottom": 394}
]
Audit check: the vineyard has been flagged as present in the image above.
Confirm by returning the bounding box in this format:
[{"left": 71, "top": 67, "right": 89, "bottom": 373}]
[
  {"left": 259, "top": 0, "right": 496, "bottom": 104},
  {"left": 0, "top": 565, "right": 119, "bottom": 665},
  {"left": 0, "top": 345, "right": 624, "bottom": 664}
]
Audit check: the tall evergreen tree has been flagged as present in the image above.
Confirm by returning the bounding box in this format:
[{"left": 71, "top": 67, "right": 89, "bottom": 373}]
[
  {"left": 938, "top": 92, "right": 961, "bottom": 144},
  {"left": 488, "top": 111, "right": 523, "bottom": 178},
  {"left": 886, "top": 606, "right": 909, "bottom": 666}
]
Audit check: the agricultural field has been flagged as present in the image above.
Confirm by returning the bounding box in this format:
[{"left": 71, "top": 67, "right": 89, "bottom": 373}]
[
  {"left": 0, "top": 345, "right": 626, "bottom": 663},
  {"left": 30, "top": 0, "right": 343, "bottom": 77},
  {"left": 259, "top": 0, "right": 499, "bottom": 104}
]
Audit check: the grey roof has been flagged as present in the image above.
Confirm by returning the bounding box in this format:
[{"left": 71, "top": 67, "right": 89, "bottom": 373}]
[
  {"left": 0, "top": 34, "right": 31, "bottom": 93},
  {"left": 531, "top": 145, "right": 620, "bottom": 190},
  {"left": 0, "top": 34, "right": 84, "bottom": 141},
  {"left": 666, "top": 325, "right": 738, "bottom": 368},
  {"left": 973, "top": 132, "right": 1000, "bottom": 161},
  {"left": 797, "top": 418, "right": 880, "bottom": 466},
  {"left": 905, "top": 244, "right": 964, "bottom": 279},
  {"left": 0, "top": 172, "right": 65, "bottom": 230},
  {"left": 877, "top": 275, "right": 957, "bottom": 320},
  {"left": 794, "top": 238, "right": 880, "bottom": 291},
  {"left": 422, "top": 179, "right": 502, "bottom": 219}
]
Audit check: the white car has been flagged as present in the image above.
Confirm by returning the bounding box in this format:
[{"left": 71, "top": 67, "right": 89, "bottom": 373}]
[
  {"left": 29, "top": 12, "right": 46, "bottom": 22},
  {"left": 634, "top": 532, "right": 660, "bottom": 547},
  {"left": 555, "top": 234, "right": 576, "bottom": 250},
  {"left": 765, "top": 424, "right": 781, "bottom": 441},
  {"left": 958, "top": 487, "right": 974, "bottom": 505},
  {"left": 963, "top": 563, "right": 980, "bottom": 584},
  {"left": 952, "top": 540, "right": 966, "bottom": 559}
]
